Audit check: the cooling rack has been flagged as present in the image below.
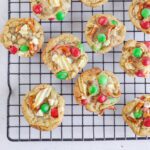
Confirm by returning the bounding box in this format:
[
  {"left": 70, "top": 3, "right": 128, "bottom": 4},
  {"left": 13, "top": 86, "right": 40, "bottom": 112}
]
[{"left": 7, "top": 0, "right": 150, "bottom": 141}]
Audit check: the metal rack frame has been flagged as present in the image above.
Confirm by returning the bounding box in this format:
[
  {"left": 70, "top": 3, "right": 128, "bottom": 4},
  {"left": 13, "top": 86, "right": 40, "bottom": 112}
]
[{"left": 7, "top": 0, "right": 150, "bottom": 141}]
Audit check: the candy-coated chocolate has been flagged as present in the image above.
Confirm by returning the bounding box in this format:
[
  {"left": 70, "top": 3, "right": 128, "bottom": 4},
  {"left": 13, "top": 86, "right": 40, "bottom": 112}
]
[
  {"left": 40, "top": 103, "right": 50, "bottom": 114},
  {"left": 142, "top": 57, "right": 150, "bottom": 66},
  {"left": 144, "top": 41, "right": 150, "bottom": 51},
  {"left": 97, "top": 94, "right": 107, "bottom": 103},
  {"left": 109, "top": 97, "right": 118, "bottom": 104},
  {"left": 111, "top": 20, "right": 118, "bottom": 26},
  {"left": 33, "top": 4, "right": 43, "bottom": 14},
  {"left": 98, "top": 16, "right": 108, "bottom": 26},
  {"left": 97, "top": 34, "right": 106, "bottom": 43},
  {"left": 49, "top": 18, "right": 55, "bottom": 21},
  {"left": 20, "top": 45, "right": 29, "bottom": 52},
  {"left": 140, "top": 20, "right": 150, "bottom": 29},
  {"left": 132, "top": 47, "right": 143, "bottom": 58},
  {"left": 56, "top": 11, "right": 65, "bottom": 21},
  {"left": 89, "top": 85, "right": 99, "bottom": 95},
  {"left": 78, "top": 43, "right": 84, "bottom": 52},
  {"left": 143, "top": 117, "right": 150, "bottom": 127},
  {"left": 81, "top": 99, "right": 88, "bottom": 105},
  {"left": 135, "top": 70, "right": 145, "bottom": 77},
  {"left": 56, "top": 71, "right": 68, "bottom": 80},
  {"left": 141, "top": 8, "right": 150, "bottom": 19},
  {"left": 70, "top": 47, "right": 81, "bottom": 57},
  {"left": 8, "top": 46, "right": 18, "bottom": 54},
  {"left": 51, "top": 107, "right": 58, "bottom": 118},
  {"left": 133, "top": 110, "right": 143, "bottom": 119},
  {"left": 98, "top": 74, "right": 108, "bottom": 85}
]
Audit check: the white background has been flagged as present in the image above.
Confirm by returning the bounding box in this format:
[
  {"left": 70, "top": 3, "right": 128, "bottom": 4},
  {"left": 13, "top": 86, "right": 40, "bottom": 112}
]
[{"left": 0, "top": 0, "right": 150, "bottom": 149}]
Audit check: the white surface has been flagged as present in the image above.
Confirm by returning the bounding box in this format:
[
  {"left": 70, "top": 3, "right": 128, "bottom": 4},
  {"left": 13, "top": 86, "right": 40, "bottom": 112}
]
[{"left": 0, "top": 0, "right": 150, "bottom": 149}]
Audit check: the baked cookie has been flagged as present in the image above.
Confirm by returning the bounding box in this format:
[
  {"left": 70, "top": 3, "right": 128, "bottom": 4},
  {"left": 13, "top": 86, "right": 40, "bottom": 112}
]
[
  {"left": 85, "top": 14, "right": 126, "bottom": 53},
  {"left": 74, "top": 68, "right": 121, "bottom": 115},
  {"left": 0, "top": 18, "right": 44, "bottom": 57},
  {"left": 122, "top": 95, "right": 150, "bottom": 136},
  {"left": 42, "top": 34, "right": 88, "bottom": 80},
  {"left": 31, "top": 0, "right": 71, "bottom": 21},
  {"left": 81, "top": 0, "right": 107, "bottom": 8},
  {"left": 129, "top": 0, "right": 150, "bottom": 34},
  {"left": 22, "top": 84, "right": 65, "bottom": 131},
  {"left": 120, "top": 40, "right": 150, "bottom": 78}
]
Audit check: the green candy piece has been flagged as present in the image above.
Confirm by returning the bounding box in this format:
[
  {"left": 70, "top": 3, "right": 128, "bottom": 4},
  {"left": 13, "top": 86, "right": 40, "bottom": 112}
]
[
  {"left": 132, "top": 47, "right": 143, "bottom": 58},
  {"left": 92, "top": 42, "right": 102, "bottom": 52},
  {"left": 56, "top": 71, "right": 68, "bottom": 80},
  {"left": 141, "top": 8, "right": 150, "bottom": 19},
  {"left": 97, "top": 34, "right": 106, "bottom": 43},
  {"left": 111, "top": 20, "right": 118, "bottom": 26},
  {"left": 78, "top": 43, "right": 84, "bottom": 52},
  {"left": 89, "top": 85, "right": 99, "bottom": 95},
  {"left": 133, "top": 110, "right": 143, "bottom": 119},
  {"left": 20, "top": 45, "right": 29, "bottom": 52},
  {"left": 40, "top": 103, "right": 50, "bottom": 114},
  {"left": 56, "top": 11, "right": 65, "bottom": 21},
  {"left": 109, "top": 97, "right": 119, "bottom": 104},
  {"left": 98, "top": 74, "right": 108, "bottom": 85}
]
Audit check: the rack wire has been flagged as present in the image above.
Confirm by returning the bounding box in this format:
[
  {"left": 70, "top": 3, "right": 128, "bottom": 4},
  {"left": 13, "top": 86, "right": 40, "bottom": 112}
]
[{"left": 7, "top": 0, "right": 150, "bottom": 141}]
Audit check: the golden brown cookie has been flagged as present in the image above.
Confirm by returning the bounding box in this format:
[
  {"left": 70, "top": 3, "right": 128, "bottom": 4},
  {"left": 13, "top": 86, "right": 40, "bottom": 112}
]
[
  {"left": 22, "top": 84, "right": 65, "bottom": 131},
  {"left": 74, "top": 68, "right": 121, "bottom": 115},
  {"left": 81, "top": 0, "right": 107, "bottom": 8},
  {"left": 31, "top": 0, "right": 71, "bottom": 21},
  {"left": 0, "top": 18, "right": 44, "bottom": 57},
  {"left": 42, "top": 34, "right": 88, "bottom": 80},
  {"left": 85, "top": 14, "right": 126, "bottom": 53},
  {"left": 122, "top": 95, "right": 150, "bottom": 136},
  {"left": 120, "top": 40, "right": 150, "bottom": 78},
  {"left": 129, "top": 0, "right": 150, "bottom": 34}
]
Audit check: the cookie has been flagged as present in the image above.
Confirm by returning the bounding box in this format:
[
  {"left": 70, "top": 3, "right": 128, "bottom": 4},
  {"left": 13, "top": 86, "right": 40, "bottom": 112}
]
[
  {"left": 120, "top": 40, "right": 150, "bottom": 78},
  {"left": 81, "top": 0, "right": 107, "bottom": 8},
  {"left": 22, "top": 84, "right": 65, "bottom": 131},
  {"left": 0, "top": 18, "right": 44, "bottom": 57},
  {"left": 74, "top": 68, "right": 121, "bottom": 115},
  {"left": 31, "top": 0, "right": 71, "bottom": 21},
  {"left": 42, "top": 34, "right": 88, "bottom": 80},
  {"left": 85, "top": 14, "right": 126, "bottom": 53},
  {"left": 122, "top": 95, "right": 150, "bottom": 136},
  {"left": 129, "top": 0, "right": 150, "bottom": 34}
]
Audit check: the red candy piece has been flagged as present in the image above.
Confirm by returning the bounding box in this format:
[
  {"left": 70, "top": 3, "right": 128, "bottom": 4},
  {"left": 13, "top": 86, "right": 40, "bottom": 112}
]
[
  {"left": 81, "top": 99, "right": 88, "bottom": 105},
  {"left": 144, "top": 3, "right": 150, "bottom": 9},
  {"left": 135, "top": 70, "right": 145, "bottom": 77},
  {"left": 98, "top": 16, "right": 108, "bottom": 26},
  {"left": 33, "top": 4, "right": 43, "bottom": 14},
  {"left": 8, "top": 46, "right": 18, "bottom": 54},
  {"left": 140, "top": 20, "right": 150, "bottom": 29},
  {"left": 143, "top": 117, "right": 150, "bottom": 127},
  {"left": 51, "top": 107, "right": 58, "bottom": 118},
  {"left": 142, "top": 56, "right": 150, "bottom": 66},
  {"left": 49, "top": 17, "right": 55, "bottom": 21},
  {"left": 97, "top": 94, "right": 107, "bottom": 103},
  {"left": 70, "top": 47, "right": 81, "bottom": 57},
  {"left": 144, "top": 41, "right": 150, "bottom": 51}
]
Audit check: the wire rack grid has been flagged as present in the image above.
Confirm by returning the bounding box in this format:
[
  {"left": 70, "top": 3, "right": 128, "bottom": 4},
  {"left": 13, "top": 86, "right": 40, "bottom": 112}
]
[{"left": 7, "top": 0, "right": 150, "bottom": 141}]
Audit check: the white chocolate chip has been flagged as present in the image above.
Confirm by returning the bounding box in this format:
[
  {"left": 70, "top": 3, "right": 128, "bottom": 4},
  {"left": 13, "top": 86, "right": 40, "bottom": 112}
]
[
  {"left": 36, "top": 110, "right": 44, "bottom": 117},
  {"left": 48, "top": 99, "right": 55, "bottom": 106},
  {"left": 144, "top": 102, "right": 150, "bottom": 108},
  {"left": 103, "top": 40, "right": 110, "bottom": 47},
  {"left": 34, "top": 87, "right": 52, "bottom": 107},
  {"left": 19, "top": 24, "right": 28, "bottom": 36},
  {"left": 32, "top": 37, "right": 39, "bottom": 45}
]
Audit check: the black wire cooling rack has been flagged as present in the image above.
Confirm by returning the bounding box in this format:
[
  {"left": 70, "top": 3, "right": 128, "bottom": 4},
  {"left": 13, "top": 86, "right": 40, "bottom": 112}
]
[{"left": 7, "top": 0, "right": 150, "bottom": 141}]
